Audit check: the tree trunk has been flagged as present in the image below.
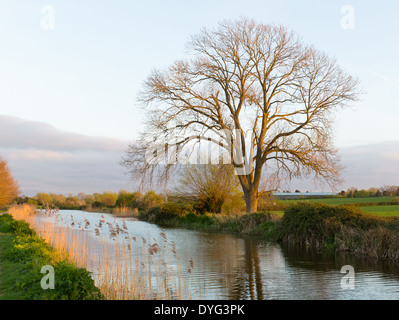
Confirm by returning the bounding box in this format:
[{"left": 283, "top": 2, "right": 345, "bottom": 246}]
[{"left": 244, "top": 189, "right": 258, "bottom": 213}]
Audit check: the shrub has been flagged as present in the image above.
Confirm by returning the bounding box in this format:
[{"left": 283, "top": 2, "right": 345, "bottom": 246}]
[
  {"left": 180, "top": 212, "right": 215, "bottom": 226},
  {"left": 3, "top": 235, "right": 52, "bottom": 263},
  {"left": 0, "top": 213, "right": 38, "bottom": 236},
  {"left": 47, "top": 262, "right": 103, "bottom": 300},
  {"left": 11, "top": 219, "right": 37, "bottom": 236},
  {"left": 115, "top": 191, "right": 143, "bottom": 209},
  {"left": 194, "top": 194, "right": 226, "bottom": 214},
  {"left": 144, "top": 202, "right": 189, "bottom": 224},
  {"left": 2, "top": 261, "right": 103, "bottom": 300},
  {"left": 141, "top": 190, "right": 165, "bottom": 209},
  {"left": 279, "top": 202, "right": 384, "bottom": 245},
  {"left": 221, "top": 194, "right": 246, "bottom": 215},
  {"left": 0, "top": 214, "right": 14, "bottom": 232}
]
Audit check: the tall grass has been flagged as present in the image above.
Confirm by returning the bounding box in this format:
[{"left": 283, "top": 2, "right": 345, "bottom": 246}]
[
  {"left": 8, "top": 204, "right": 196, "bottom": 300},
  {"left": 335, "top": 225, "right": 399, "bottom": 260},
  {"left": 112, "top": 206, "right": 139, "bottom": 218}
]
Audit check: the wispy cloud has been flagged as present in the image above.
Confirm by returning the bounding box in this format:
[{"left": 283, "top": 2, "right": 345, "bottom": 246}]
[
  {"left": 0, "top": 115, "right": 131, "bottom": 196},
  {"left": 362, "top": 68, "right": 399, "bottom": 89},
  {"left": 0, "top": 115, "right": 126, "bottom": 152}
]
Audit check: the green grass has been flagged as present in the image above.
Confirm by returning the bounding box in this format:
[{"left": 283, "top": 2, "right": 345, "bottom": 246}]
[
  {"left": 0, "top": 232, "right": 14, "bottom": 297},
  {"left": 359, "top": 205, "right": 399, "bottom": 217},
  {"left": 270, "top": 210, "right": 284, "bottom": 216},
  {"left": 0, "top": 214, "right": 103, "bottom": 300},
  {"left": 283, "top": 196, "right": 395, "bottom": 205}
]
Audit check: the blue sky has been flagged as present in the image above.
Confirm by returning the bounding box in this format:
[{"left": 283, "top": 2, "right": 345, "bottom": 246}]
[{"left": 0, "top": 0, "right": 398, "bottom": 195}]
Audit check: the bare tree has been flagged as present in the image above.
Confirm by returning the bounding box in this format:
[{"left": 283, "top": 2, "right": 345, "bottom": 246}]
[
  {"left": 380, "top": 185, "right": 398, "bottom": 197},
  {"left": 175, "top": 161, "right": 241, "bottom": 214},
  {"left": 122, "top": 19, "right": 360, "bottom": 213},
  {"left": 0, "top": 156, "right": 20, "bottom": 207}
]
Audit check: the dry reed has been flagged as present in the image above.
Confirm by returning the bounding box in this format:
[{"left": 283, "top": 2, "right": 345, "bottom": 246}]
[{"left": 8, "top": 204, "right": 197, "bottom": 300}]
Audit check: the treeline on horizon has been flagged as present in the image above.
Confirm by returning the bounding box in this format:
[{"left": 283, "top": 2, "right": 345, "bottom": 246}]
[
  {"left": 14, "top": 190, "right": 163, "bottom": 211},
  {"left": 14, "top": 184, "right": 399, "bottom": 211}
]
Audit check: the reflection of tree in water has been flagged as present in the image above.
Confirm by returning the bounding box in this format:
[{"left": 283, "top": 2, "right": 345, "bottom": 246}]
[
  {"left": 190, "top": 233, "right": 265, "bottom": 299},
  {"left": 195, "top": 234, "right": 287, "bottom": 300},
  {"left": 240, "top": 237, "right": 263, "bottom": 299},
  {"left": 219, "top": 236, "right": 264, "bottom": 300}
]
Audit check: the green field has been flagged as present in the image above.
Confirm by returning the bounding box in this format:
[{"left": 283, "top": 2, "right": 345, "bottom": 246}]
[
  {"left": 358, "top": 205, "right": 399, "bottom": 217},
  {"left": 273, "top": 197, "right": 399, "bottom": 217},
  {"left": 283, "top": 196, "right": 396, "bottom": 205}
]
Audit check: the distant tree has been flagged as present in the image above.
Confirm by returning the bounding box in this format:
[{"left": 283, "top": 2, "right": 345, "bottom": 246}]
[
  {"left": 83, "top": 194, "right": 95, "bottom": 206},
  {"left": 66, "top": 195, "right": 80, "bottom": 206},
  {"left": 0, "top": 156, "right": 20, "bottom": 207},
  {"left": 115, "top": 190, "right": 131, "bottom": 207},
  {"left": 367, "top": 187, "right": 379, "bottom": 197},
  {"left": 96, "top": 192, "right": 118, "bottom": 207},
  {"left": 347, "top": 187, "right": 357, "bottom": 198},
  {"left": 115, "top": 190, "right": 143, "bottom": 208},
  {"left": 36, "top": 192, "right": 53, "bottom": 206},
  {"left": 27, "top": 198, "right": 38, "bottom": 206},
  {"left": 396, "top": 186, "right": 399, "bottom": 197},
  {"left": 295, "top": 190, "right": 301, "bottom": 193},
  {"left": 77, "top": 192, "right": 86, "bottom": 201},
  {"left": 141, "top": 190, "right": 164, "bottom": 209},
  {"left": 13, "top": 196, "right": 28, "bottom": 204},
  {"left": 49, "top": 193, "right": 66, "bottom": 206},
  {"left": 380, "top": 185, "right": 397, "bottom": 197},
  {"left": 354, "top": 189, "right": 369, "bottom": 198}
]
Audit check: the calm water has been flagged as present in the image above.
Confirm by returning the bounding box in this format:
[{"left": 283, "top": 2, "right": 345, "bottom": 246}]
[{"left": 40, "top": 210, "right": 399, "bottom": 300}]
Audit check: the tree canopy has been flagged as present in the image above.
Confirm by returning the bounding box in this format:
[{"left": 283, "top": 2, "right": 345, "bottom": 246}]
[
  {"left": 0, "top": 156, "right": 20, "bottom": 208},
  {"left": 122, "top": 18, "right": 360, "bottom": 213}
]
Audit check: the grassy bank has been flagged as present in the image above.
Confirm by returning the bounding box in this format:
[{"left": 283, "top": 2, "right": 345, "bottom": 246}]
[
  {"left": 139, "top": 201, "right": 399, "bottom": 261},
  {"left": 276, "top": 202, "right": 399, "bottom": 260},
  {"left": 140, "top": 203, "right": 281, "bottom": 239},
  {"left": 0, "top": 213, "right": 103, "bottom": 300}
]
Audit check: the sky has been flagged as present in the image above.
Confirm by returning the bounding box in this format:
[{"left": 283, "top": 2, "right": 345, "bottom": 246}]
[{"left": 0, "top": 0, "right": 398, "bottom": 196}]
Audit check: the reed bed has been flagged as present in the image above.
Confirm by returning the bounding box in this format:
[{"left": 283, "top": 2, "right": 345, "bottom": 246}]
[
  {"left": 8, "top": 204, "right": 198, "bottom": 300},
  {"left": 112, "top": 206, "right": 139, "bottom": 218}
]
